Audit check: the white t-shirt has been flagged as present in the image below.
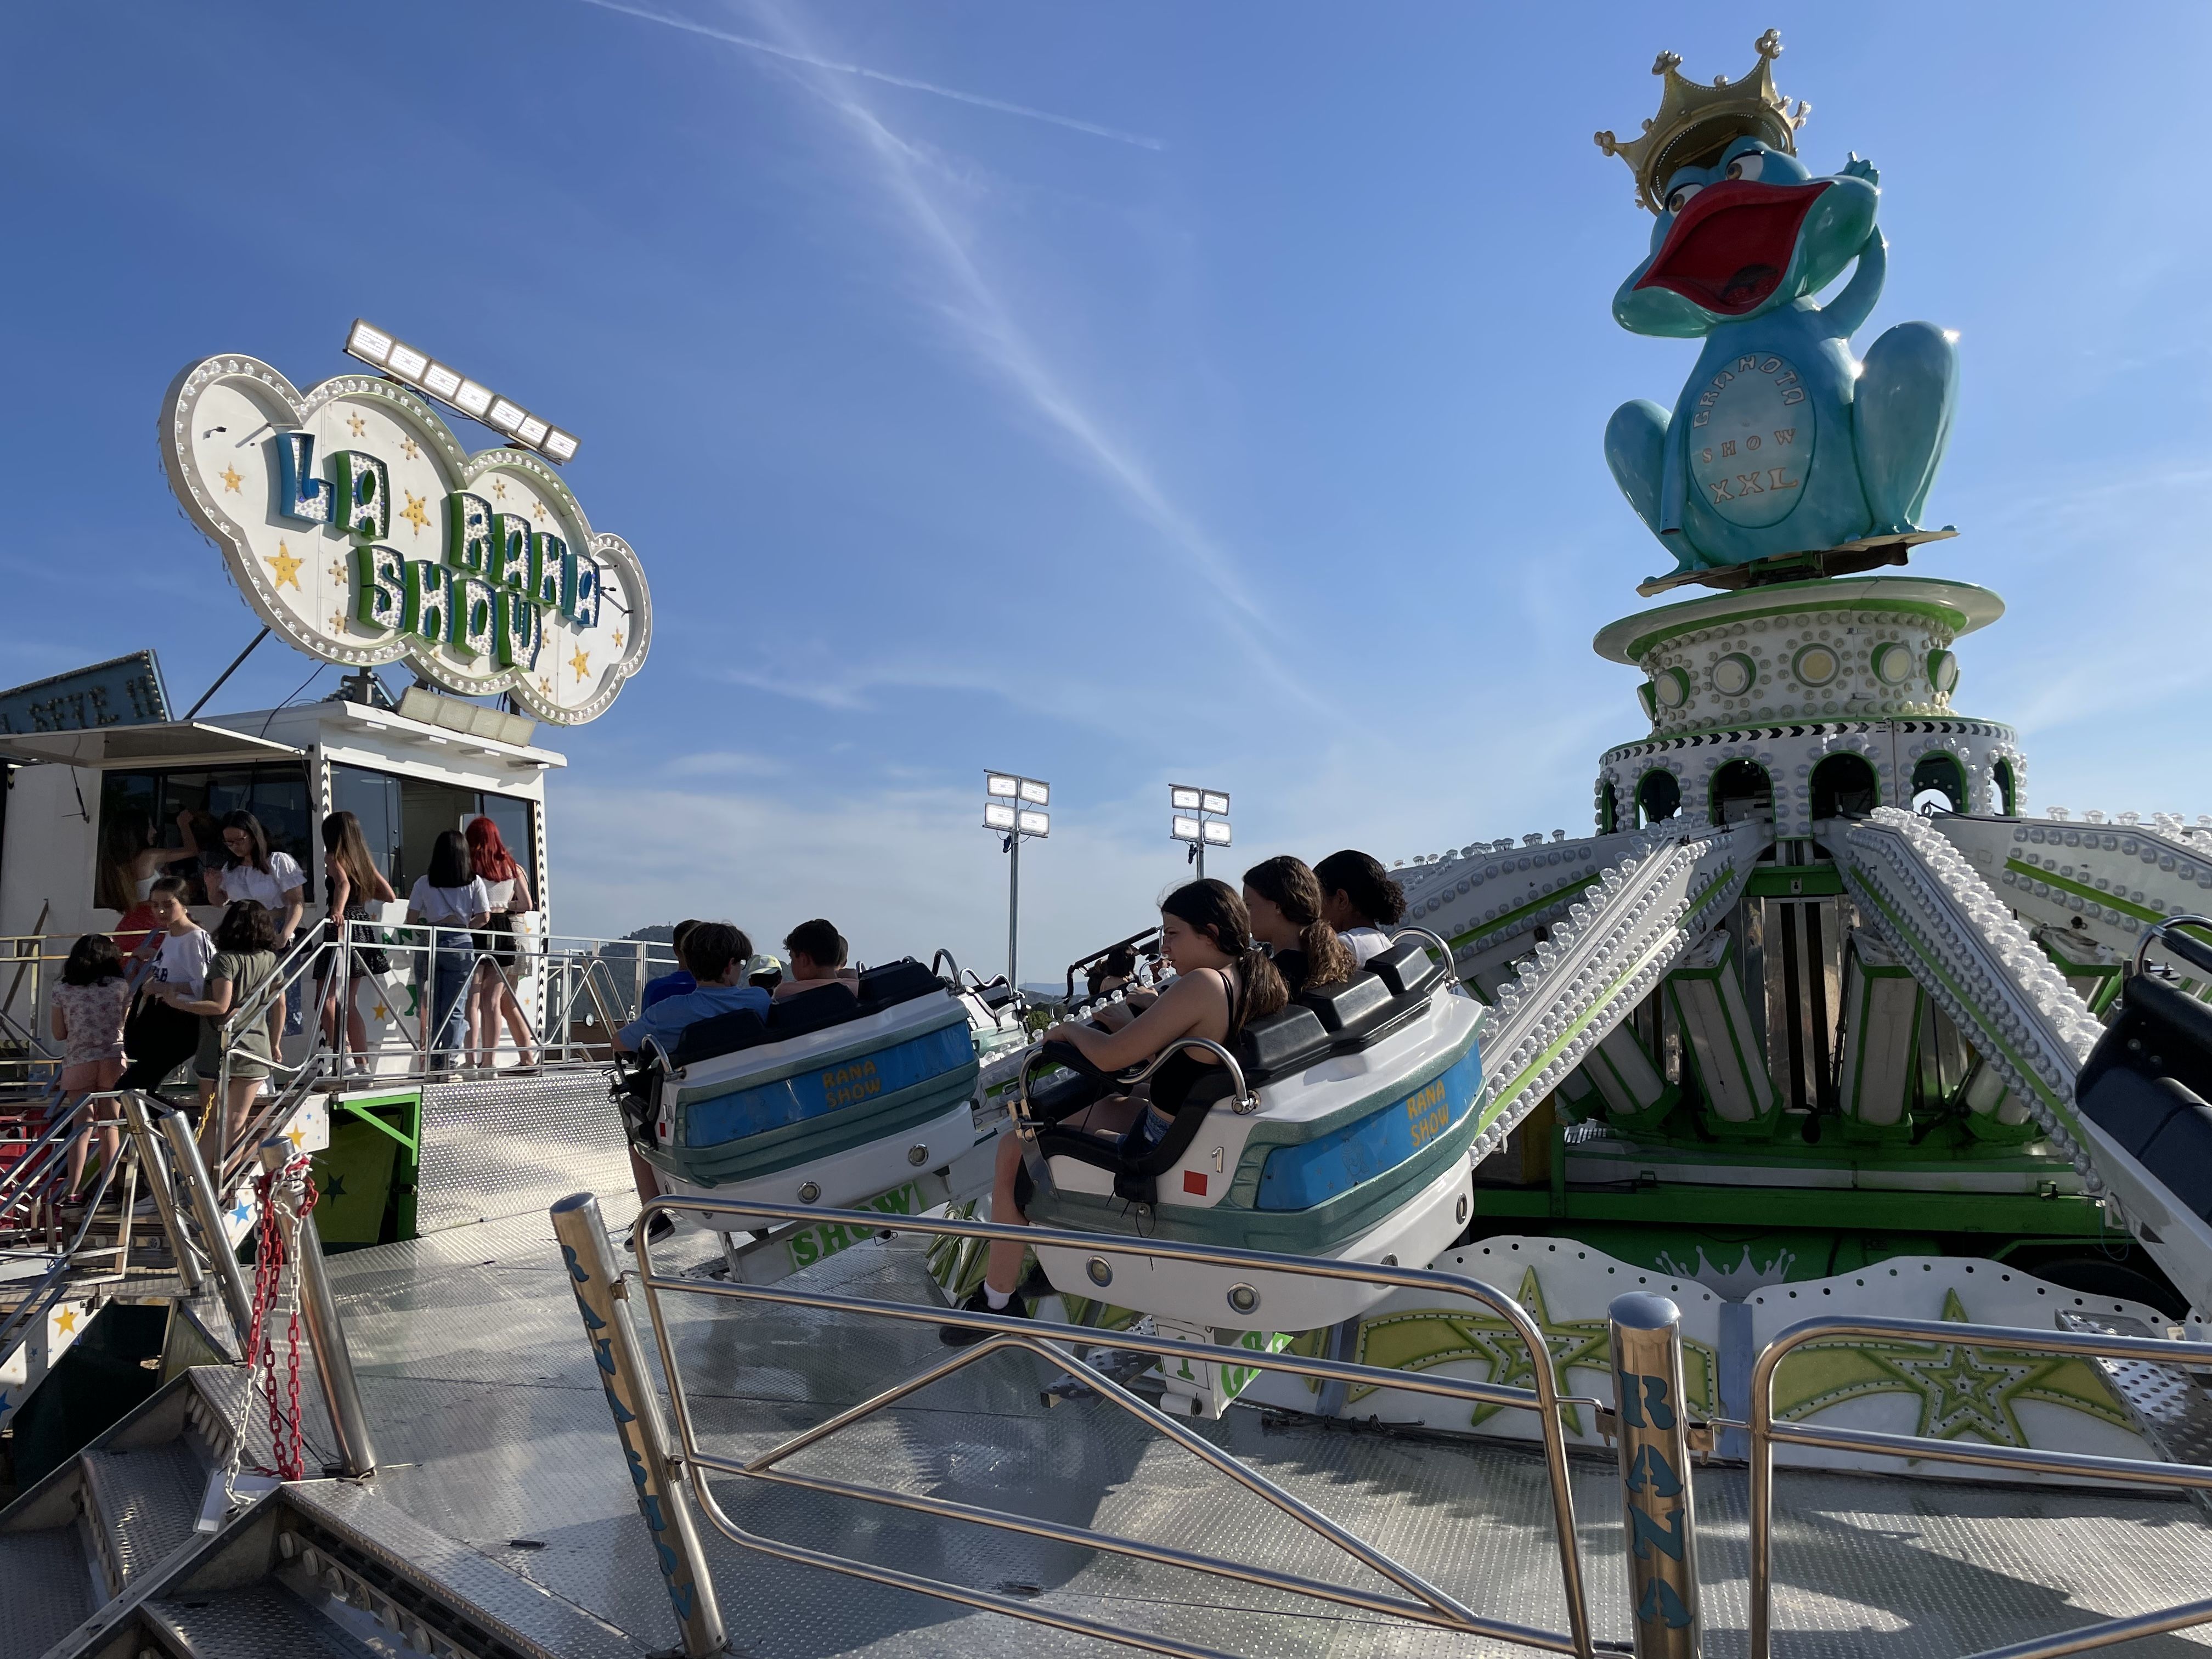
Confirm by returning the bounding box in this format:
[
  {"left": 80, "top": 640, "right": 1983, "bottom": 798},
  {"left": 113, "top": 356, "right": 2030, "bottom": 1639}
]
[
  {"left": 152, "top": 928, "right": 217, "bottom": 997},
  {"left": 218, "top": 850, "right": 306, "bottom": 914},
  {"left": 410, "top": 877, "right": 492, "bottom": 927},
  {"left": 1342, "top": 928, "right": 1391, "bottom": 968}
]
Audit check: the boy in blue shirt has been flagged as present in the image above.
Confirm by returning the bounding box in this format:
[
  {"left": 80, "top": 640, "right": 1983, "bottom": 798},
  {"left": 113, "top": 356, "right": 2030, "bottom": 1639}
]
[
  {"left": 639, "top": 918, "right": 701, "bottom": 1010},
  {"left": 615, "top": 922, "right": 769, "bottom": 1056}
]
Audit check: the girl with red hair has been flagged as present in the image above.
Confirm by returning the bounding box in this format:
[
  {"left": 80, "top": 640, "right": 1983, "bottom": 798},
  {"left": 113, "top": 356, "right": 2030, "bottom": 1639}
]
[{"left": 465, "top": 816, "right": 539, "bottom": 1072}]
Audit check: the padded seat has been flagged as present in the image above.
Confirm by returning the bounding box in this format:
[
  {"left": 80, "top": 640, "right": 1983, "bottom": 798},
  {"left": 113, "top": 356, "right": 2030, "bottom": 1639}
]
[
  {"left": 1235, "top": 1004, "right": 1331, "bottom": 1086},
  {"left": 771, "top": 983, "right": 862, "bottom": 1040},
  {"left": 2082, "top": 1069, "right": 2199, "bottom": 1157},
  {"left": 2078, "top": 969, "right": 2212, "bottom": 1224},
  {"left": 668, "top": 1007, "right": 772, "bottom": 1070},
  {"left": 1301, "top": 973, "right": 1392, "bottom": 1034},
  {"left": 859, "top": 959, "right": 944, "bottom": 1013},
  {"left": 2136, "top": 1087, "right": 2212, "bottom": 1219},
  {"left": 1364, "top": 936, "right": 1447, "bottom": 1001}
]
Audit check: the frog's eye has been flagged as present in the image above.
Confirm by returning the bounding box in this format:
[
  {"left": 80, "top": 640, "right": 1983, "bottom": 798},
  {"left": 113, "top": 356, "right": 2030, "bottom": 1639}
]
[
  {"left": 1664, "top": 181, "right": 1702, "bottom": 214},
  {"left": 1725, "top": 150, "right": 1765, "bottom": 183}
]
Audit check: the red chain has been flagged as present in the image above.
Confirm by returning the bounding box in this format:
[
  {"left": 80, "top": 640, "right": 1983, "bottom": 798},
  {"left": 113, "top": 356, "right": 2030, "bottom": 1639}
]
[{"left": 241, "top": 1156, "right": 319, "bottom": 1481}]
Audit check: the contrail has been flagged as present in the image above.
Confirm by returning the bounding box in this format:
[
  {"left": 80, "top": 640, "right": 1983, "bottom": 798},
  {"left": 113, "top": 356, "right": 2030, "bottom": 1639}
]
[{"left": 571, "top": 0, "right": 1166, "bottom": 151}]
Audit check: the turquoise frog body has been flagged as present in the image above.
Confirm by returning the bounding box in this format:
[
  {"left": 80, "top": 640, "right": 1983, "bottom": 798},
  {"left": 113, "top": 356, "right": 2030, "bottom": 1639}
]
[{"left": 1603, "top": 138, "right": 1957, "bottom": 573}]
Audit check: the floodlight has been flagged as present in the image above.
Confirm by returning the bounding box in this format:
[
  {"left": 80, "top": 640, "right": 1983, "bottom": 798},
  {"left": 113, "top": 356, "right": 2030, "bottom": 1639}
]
[
  {"left": 341, "top": 320, "right": 583, "bottom": 465},
  {"left": 1203, "top": 819, "right": 1233, "bottom": 847},
  {"left": 1201, "top": 792, "right": 1231, "bottom": 816},
  {"left": 1019, "top": 778, "right": 1049, "bottom": 805},
  {"left": 984, "top": 802, "right": 1017, "bottom": 830},
  {"left": 986, "top": 774, "right": 1019, "bottom": 798},
  {"left": 1171, "top": 815, "right": 1202, "bottom": 843},
  {"left": 1170, "top": 786, "right": 1201, "bottom": 811},
  {"left": 347, "top": 321, "right": 393, "bottom": 363},
  {"left": 1017, "top": 809, "right": 1049, "bottom": 837}
]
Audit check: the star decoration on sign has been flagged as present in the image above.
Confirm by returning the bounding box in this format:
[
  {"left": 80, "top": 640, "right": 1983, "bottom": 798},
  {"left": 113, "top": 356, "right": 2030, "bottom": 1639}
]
[
  {"left": 219, "top": 464, "right": 243, "bottom": 494},
  {"left": 399, "top": 435, "right": 420, "bottom": 460},
  {"left": 492, "top": 479, "right": 507, "bottom": 500},
  {"left": 537, "top": 675, "right": 554, "bottom": 697},
  {"left": 329, "top": 558, "right": 348, "bottom": 583},
  {"left": 329, "top": 611, "right": 350, "bottom": 634},
  {"left": 373, "top": 1003, "right": 390, "bottom": 1020},
  {"left": 346, "top": 413, "right": 367, "bottom": 437},
  {"left": 531, "top": 499, "right": 547, "bottom": 523},
  {"left": 54, "top": 1307, "right": 78, "bottom": 1335},
  {"left": 612, "top": 629, "right": 624, "bottom": 649},
  {"left": 1772, "top": 1289, "right": 2131, "bottom": 1448},
  {"left": 400, "top": 489, "right": 431, "bottom": 537},
  {"left": 265, "top": 541, "right": 303, "bottom": 591},
  {"left": 287, "top": 1125, "right": 307, "bottom": 1149},
  {"left": 569, "top": 648, "right": 590, "bottom": 683}
]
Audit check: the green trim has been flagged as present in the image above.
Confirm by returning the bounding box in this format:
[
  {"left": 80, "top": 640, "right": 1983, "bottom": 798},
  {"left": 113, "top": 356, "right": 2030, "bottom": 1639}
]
[
  {"left": 1746, "top": 865, "right": 1844, "bottom": 898},
  {"left": 1444, "top": 874, "right": 1600, "bottom": 950},
  {"left": 334, "top": 1090, "right": 421, "bottom": 1154},
  {"left": 2007, "top": 859, "right": 2166, "bottom": 927},
  {"left": 1610, "top": 589, "right": 1981, "bottom": 664},
  {"left": 1474, "top": 1182, "right": 2108, "bottom": 1235}
]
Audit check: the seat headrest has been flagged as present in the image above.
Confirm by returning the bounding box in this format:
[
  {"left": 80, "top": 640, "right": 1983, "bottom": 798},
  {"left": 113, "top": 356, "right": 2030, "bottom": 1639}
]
[
  {"left": 857, "top": 958, "right": 945, "bottom": 1012},
  {"left": 1299, "top": 972, "right": 1392, "bottom": 1034},
  {"left": 1364, "top": 935, "right": 1446, "bottom": 1000},
  {"left": 1237, "top": 1004, "right": 1330, "bottom": 1081},
  {"left": 668, "top": 1007, "right": 772, "bottom": 1069},
  {"left": 770, "top": 983, "right": 864, "bottom": 1039}
]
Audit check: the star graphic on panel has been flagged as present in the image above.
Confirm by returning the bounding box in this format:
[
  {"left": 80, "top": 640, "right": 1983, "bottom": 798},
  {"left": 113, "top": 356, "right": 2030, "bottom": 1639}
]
[
  {"left": 537, "top": 676, "right": 554, "bottom": 697},
  {"left": 346, "top": 412, "right": 367, "bottom": 437},
  {"left": 373, "top": 1002, "right": 390, "bottom": 1020},
  {"left": 399, "top": 436, "right": 420, "bottom": 460},
  {"left": 219, "top": 464, "right": 243, "bottom": 494},
  {"left": 569, "top": 648, "right": 590, "bottom": 683},
  {"left": 228, "top": 1199, "right": 253, "bottom": 1225},
  {"left": 613, "top": 629, "right": 624, "bottom": 650},
  {"left": 1773, "top": 1290, "right": 2129, "bottom": 1449},
  {"left": 531, "top": 499, "right": 547, "bottom": 523},
  {"left": 265, "top": 541, "right": 303, "bottom": 591},
  {"left": 323, "top": 1172, "right": 349, "bottom": 1199},
  {"left": 328, "top": 558, "right": 348, "bottom": 583},
  {"left": 54, "top": 1307, "right": 78, "bottom": 1335},
  {"left": 0, "top": 1392, "right": 13, "bottom": 1417},
  {"left": 400, "top": 490, "right": 431, "bottom": 537},
  {"left": 492, "top": 479, "right": 507, "bottom": 500},
  {"left": 329, "top": 612, "right": 350, "bottom": 634}
]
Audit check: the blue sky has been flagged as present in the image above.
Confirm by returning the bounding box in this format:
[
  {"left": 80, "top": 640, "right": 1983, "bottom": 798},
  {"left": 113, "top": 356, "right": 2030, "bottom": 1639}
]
[{"left": 7, "top": 3, "right": 2211, "bottom": 981}]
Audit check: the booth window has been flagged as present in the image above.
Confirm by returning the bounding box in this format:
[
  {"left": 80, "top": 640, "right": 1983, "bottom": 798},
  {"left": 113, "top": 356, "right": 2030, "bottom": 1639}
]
[
  {"left": 96, "top": 763, "right": 312, "bottom": 909},
  {"left": 330, "top": 762, "right": 536, "bottom": 895}
]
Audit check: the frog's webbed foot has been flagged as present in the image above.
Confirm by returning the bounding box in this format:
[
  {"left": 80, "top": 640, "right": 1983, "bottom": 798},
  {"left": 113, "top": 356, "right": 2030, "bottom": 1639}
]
[
  {"left": 1606, "top": 399, "right": 1699, "bottom": 566},
  {"left": 1854, "top": 320, "right": 1958, "bottom": 535}
]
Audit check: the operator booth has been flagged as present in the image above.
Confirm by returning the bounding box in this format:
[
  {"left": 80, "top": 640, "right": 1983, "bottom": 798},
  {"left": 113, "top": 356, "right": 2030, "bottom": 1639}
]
[{"left": 0, "top": 324, "right": 652, "bottom": 1251}]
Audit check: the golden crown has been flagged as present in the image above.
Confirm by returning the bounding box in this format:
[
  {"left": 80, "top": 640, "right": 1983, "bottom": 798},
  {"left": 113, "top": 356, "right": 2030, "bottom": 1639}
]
[{"left": 1596, "top": 29, "right": 1810, "bottom": 213}]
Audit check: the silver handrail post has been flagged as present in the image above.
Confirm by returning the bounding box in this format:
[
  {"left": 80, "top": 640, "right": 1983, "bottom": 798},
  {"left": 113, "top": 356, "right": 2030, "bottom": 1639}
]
[
  {"left": 121, "top": 1092, "right": 203, "bottom": 1296},
  {"left": 159, "top": 1104, "right": 256, "bottom": 1340},
  {"left": 258, "top": 1139, "right": 377, "bottom": 1477},
  {"left": 550, "top": 1192, "right": 727, "bottom": 1658},
  {"left": 1610, "top": 1292, "right": 1701, "bottom": 1658}
]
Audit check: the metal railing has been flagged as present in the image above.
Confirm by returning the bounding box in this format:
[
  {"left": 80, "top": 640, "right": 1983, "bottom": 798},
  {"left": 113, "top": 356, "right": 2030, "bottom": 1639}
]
[
  {"left": 553, "top": 1191, "right": 1604, "bottom": 1659},
  {"left": 1747, "top": 1313, "right": 2212, "bottom": 1659}
]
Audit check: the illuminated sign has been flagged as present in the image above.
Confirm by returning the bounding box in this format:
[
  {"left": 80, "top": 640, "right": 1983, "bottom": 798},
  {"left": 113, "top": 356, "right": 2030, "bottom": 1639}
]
[{"left": 162, "top": 354, "right": 649, "bottom": 725}]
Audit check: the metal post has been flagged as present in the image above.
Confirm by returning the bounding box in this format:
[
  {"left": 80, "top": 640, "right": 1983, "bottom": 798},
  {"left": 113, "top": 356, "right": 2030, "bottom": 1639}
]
[
  {"left": 551, "top": 1194, "right": 727, "bottom": 1657},
  {"left": 255, "top": 1142, "right": 376, "bottom": 1476},
  {"left": 1610, "top": 1292, "right": 1700, "bottom": 1658},
  {"left": 121, "top": 1093, "right": 202, "bottom": 1296},
  {"left": 1007, "top": 833, "right": 1020, "bottom": 992},
  {"left": 159, "top": 1105, "right": 255, "bottom": 1340}
]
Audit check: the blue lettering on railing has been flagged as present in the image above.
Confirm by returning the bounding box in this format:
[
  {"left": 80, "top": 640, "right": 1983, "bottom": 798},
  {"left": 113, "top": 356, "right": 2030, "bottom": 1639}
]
[
  {"left": 1637, "top": 1576, "right": 1695, "bottom": 1628},
  {"left": 1616, "top": 1368, "right": 1675, "bottom": 1430},
  {"left": 1625, "top": 1442, "right": 1683, "bottom": 1498},
  {"left": 1629, "top": 1504, "right": 1688, "bottom": 1562}
]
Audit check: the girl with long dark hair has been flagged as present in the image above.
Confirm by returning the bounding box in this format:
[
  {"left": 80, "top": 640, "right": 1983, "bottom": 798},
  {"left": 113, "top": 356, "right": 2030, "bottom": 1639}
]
[
  {"left": 464, "top": 816, "right": 538, "bottom": 1072},
  {"left": 1242, "top": 854, "right": 1355, "bottom": 996},
  {"left": 405, "top": 830, "right": 490, "bottom": 1073},
  {"left": 318, "top": 811, "right": 397, "bottom": 1071},
  {"left": 50, "top": 933, "right": 131, "bottom": 1205},
  {"left": 207, "top": 811, "right": 306, "bottom": 950},
  {"left": 944, "top": 879, "right": 1284, "bottom": 1342},
  {"left": 1313, "top": 848, "right": 1407, "bottom": 969}
]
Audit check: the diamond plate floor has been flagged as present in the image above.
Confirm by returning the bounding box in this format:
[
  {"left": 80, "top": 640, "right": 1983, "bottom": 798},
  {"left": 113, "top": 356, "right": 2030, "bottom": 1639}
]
[{"left": 323, "top": 1198, "right": 2212, "bottom": 1658}]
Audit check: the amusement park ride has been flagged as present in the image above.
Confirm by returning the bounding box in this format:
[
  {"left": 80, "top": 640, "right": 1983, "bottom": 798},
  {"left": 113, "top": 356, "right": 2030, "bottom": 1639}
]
[{"left": 8, "top": 29, "right": 2212, "bottom": 1659}]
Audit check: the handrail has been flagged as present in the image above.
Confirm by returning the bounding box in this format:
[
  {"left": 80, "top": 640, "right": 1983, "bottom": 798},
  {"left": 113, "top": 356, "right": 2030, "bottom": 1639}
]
[
  {"left": 594, "top": 1192, "right": 1598, "bottom": 1659},
  {"left": 1747, "top": 1313, "right": 2212, "bottom": 1659},
  {"left": 2134, "top": 911, "right": 2212, "bottom": 980}
]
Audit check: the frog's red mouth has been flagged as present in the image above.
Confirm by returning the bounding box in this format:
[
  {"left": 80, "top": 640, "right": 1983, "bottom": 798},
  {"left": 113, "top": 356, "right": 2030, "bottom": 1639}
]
[{"left": 1636, "top": 179, "right": 1829, "bottom": 315}]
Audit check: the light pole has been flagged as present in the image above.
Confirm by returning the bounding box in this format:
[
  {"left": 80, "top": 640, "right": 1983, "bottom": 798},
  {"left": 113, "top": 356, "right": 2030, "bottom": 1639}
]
[
  {"left": 1169, "top": 785, "right": 1232, "bottom": 882},
  {"left": 984, "top": 772, "right": 1049, "bottom": 991}
]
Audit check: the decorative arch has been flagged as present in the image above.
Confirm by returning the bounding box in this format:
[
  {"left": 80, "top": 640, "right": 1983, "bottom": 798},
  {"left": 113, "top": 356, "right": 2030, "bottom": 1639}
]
[
  {"left": 1993, "top": 755, "right": 2019, "bottom": 818},
  {"left": 1637, "top": 768, "right": 1681, "bottom": 827},
  {"left": 1910, "top": 750, "right": 1968, "bottom": 814},
  {"left": 1708, "top": 759, "right": 1773, "bottom": 827},
  {"left": 1597, "top": 775, "right": 1621, "bottom": 835},
  {"left": 1810, "top": 752, "right": 1880, "bottom": 821}
]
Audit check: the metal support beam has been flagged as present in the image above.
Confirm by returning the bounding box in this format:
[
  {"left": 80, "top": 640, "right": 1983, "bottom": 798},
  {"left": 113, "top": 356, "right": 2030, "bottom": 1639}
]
[
  {"left": 551, "top": 1192, "right": 728, "bottom": 1657},
  {"left": 158, "top": 1102, "right": 254, "bottom": 1339},
  {"left": 1611, "top": 1292, "right": 1701, "bottom": 1657}
]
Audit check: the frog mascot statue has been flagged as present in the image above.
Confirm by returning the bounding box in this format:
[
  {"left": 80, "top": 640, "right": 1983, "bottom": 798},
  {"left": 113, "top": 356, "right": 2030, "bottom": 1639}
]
[{"left": 1598, "top": 30, "right": 1957, "bottom": 582}]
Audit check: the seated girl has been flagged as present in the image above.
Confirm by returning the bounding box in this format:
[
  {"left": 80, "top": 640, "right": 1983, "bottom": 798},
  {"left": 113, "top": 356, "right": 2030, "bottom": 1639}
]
[
  {"left": 1313, "top": 848, "right": 1407, "bottom": 968},
  {"left": 1242, "top": 855, "right": 1355, "bottom": 997},
  {"left": 943, "top": 879, "right": 1285, "bottom": 1345}
]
